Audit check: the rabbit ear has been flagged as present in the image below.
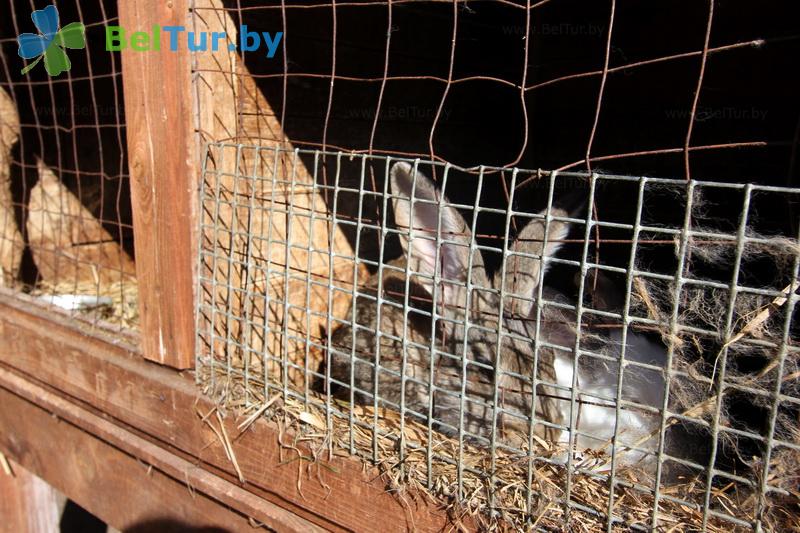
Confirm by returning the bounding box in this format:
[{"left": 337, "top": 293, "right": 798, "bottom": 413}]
[
  {"left": 500, "top": 208, "right": 570, "bottom": 317},
  {"left": 390, "top": 162, "right": 490, "bottom": 297}
]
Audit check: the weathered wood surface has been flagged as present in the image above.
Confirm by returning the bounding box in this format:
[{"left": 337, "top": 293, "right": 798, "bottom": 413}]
[
  {"left": 0, "top": 87, "right": 23, "bottom": 286},
  {"left": 118, "top": 0, "right": 363, "bottom": 374},
  {"left": 0, "top": 294, "right": 452, "bottom": 532},
  {"left": 27, "top": 159, "right": 136, "bottom": 286},
  {"left": 194, "top": 0, "right": 364, "bottom": 388},
  {"left": 0, "top": 458, "right": 62, "bottom": 533},
  {"left": 118, "top": 0, "right": 197, "bottom": 369},
  {"left": 0, "top": 369, "right": 322, "bottom": 533}
]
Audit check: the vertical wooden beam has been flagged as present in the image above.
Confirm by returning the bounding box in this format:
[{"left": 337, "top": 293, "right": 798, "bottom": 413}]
[
  {"left": 0, "top": 459, "right": 63, "bottom": 533},
  {"left": 119, "top": 0, "right": 196, "bottom": 368}
]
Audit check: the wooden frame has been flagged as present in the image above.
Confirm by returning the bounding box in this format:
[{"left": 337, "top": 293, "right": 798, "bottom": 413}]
[
  {"left": 0, "top": 295, "right": 453, "bottom": 531},
  {"left": 0, "top": 459, "right": 61, "bottom": 532},
  {"left": 118, "top": 0, "right": 197, "bottom": 369}
]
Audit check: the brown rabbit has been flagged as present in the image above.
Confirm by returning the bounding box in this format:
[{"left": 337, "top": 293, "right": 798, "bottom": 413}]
[
  {"left": 327, "top": 162, "right": 668, "bottom": 467},
  {"left": 327, "top": 161, "right": 573, "bottom": 446}
]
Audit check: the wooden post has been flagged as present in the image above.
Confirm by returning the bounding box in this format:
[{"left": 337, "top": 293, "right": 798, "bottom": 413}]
[
  {"left": 0, "top": 459, "right": 63, "bottom": 533},
  {"left": 118, "top": 0, "right": 196, "bottom": 368}
]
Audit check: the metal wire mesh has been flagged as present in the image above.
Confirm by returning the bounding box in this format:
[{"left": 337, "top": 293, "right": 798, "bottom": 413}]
[
  {"left": 196, "top": 142, "right": 800, "bottom": 531},
  {"left": 188, "top": 0, "right": 800, "bottom": 528},
  {"left": 0, "top": 1, "right": 136, "bottom": 331},
  {"left": 190, "top": 0, "right": 798, "bottom": 187}
]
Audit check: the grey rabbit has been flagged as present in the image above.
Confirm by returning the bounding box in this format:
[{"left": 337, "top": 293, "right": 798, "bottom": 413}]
[{"left": 327, "top": 162, "right": 668, "bottom": 469}]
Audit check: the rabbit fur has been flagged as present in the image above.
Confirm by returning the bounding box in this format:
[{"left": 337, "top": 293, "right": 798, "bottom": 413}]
[{"left": 327, "top": 162, "right": 668, "bottom": 469}]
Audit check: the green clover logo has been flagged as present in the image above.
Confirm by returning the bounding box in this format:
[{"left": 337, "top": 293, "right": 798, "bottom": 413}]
[{"left": 17, "top": 5, "right": 86, "bottom": 77}]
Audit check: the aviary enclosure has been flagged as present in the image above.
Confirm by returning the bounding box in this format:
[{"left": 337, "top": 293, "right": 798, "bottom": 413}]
[{"left": 0, "top": 0, "right": 798, "bottom": 531}]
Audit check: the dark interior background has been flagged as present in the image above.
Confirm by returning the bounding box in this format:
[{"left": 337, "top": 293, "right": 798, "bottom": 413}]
[
  {"left": 229, "top": 0, "right": 800, "bottom": 282},
  {"left": 2, "top": 0, "right": 798, "bottom": 274},
  {"left": 237, "top": 0, "right": 798, "bottom": 184}
]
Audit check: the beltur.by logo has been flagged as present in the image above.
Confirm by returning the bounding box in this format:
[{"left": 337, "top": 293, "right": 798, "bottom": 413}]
[
  {"left": 105, "top": 25, "right": 283, "bottom": 58},
  {"left": 17, "top": 5, "right": 86, "bottom": 77},
  {"left": 17, "top": 5, "right": 283, "bottom": 76}
]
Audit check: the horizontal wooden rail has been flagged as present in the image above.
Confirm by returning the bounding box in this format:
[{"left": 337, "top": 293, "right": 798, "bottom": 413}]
[
  {"left": 0, "top": 366, "right": 322, "bottom": 533},
  {"left": 0, "top": 383, "right": 302, "bottom": 532},
  {"left": 0, "top": 292, "right": 453, "bottom": 532}
]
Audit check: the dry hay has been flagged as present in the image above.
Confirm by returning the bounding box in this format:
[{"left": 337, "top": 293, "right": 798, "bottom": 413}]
[
  {"left": 26, "top": 277, "right": 139, "bottom": 330},
  {"left": 628, "top": 227, "right": 800, "bottom": 450},
  {"left": 198, "top": 359, "right": 799, "bottom": 532},
  {"left": 194, "top": 0, "right": 365, "bottom": 391},
  {"left": 27, "top": 159, "right": 136, "bottom": 286}
]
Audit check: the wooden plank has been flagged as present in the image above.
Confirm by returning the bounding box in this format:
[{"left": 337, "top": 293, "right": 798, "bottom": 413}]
[
  {"left": 0, "top": 370, "right": 322, "bottom": 533},
  {"left": 0, "top": 459, "right": 62, "bottom": 533},
  {"left": 193, "top": 0, "right": 366, "bottom": 389},
  {"left": 0, "top": 87, "right": 23, "bottom": 287},
  {"left": 0, "top": 294, "right": 454, "bottom": 533},
  {"left": 118, "top": 0, "right": 196, "bottom": 369}
]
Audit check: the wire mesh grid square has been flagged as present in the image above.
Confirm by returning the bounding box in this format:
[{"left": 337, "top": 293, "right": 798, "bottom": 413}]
[{"left": 196, "top": 141, "right": 799, "bottom": 531}]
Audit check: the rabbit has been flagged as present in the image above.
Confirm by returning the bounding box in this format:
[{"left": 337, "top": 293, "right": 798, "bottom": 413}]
[
  {"left": 562, "top": 271, "right": 670, "bottom": 468},
  {"left": 326, "top": 161, "right": 669, "bottom": 469}
]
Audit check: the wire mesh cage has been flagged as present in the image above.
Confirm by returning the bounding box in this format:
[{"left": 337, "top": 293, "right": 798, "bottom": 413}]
[
  {"left": 1, "top": 0, "right": 798, "bottom": 530},
  {"left": 188, "top": 0, "right": 800, "bottom": 530},
  {"left": 196, "top": 142, "right": 800, "bottom": 531},
  {"left": 0, "top": 1, "right": 136, "bottom": 330}
]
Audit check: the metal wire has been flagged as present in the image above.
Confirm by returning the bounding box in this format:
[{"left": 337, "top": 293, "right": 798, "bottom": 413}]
[
  {"left": 196, "top": 141, "right": 800, "bottom": 530},
  {"left": 0, "top": 0, "right": 135, "bottom": 332},
  {"left": 187, "top": 1, "right": 800, "bottom": 529},
  {"left": 1, "top": 0, "right": 796, "bottom": 528}
]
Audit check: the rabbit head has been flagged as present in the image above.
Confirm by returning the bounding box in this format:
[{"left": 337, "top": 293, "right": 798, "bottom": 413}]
[{"left": 327, "top": 162, "right": 572, "bottom": 444}]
